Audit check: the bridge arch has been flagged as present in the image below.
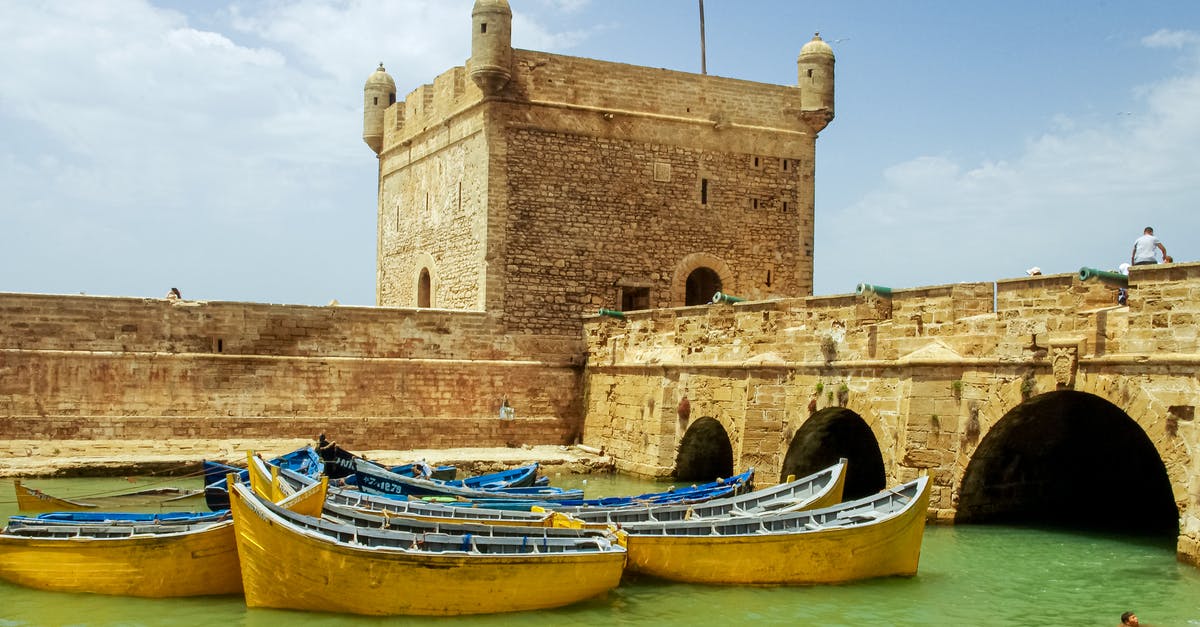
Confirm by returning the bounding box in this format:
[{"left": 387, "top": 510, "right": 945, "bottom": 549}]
[
  {"left": 782, "top": 407, "right": 886, "bottom": 499},
  {"left": 674, "top": 416, "right": 734, "bottom": 481},
  {"left": 957, "top": 390, "right": 1177, "bottom": 534}
]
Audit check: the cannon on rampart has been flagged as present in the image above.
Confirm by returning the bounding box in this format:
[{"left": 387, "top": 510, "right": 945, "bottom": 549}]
[
  {"left": 855, "top": 283, "right": 893, "bottom": 297},
  {"left": 711, "top": 292, "right": 746, "bottom": 305},
  {"left": 1079, "top": 267, "right": 1128, "bottom": 288}
]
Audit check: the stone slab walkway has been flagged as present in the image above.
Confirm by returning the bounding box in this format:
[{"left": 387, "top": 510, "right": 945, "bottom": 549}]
[{"left": 0, "top": 439, "right": 614, "bottom": 478}]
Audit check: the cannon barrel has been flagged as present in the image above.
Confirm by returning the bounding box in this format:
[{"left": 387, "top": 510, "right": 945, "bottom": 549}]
[
  {"left": 711, "top": 292, "right": 745, "bottom": 305},
  {"left": 597, "top": 308, "right": 626, "bottom": 319},
  {"left": 1078, "top": 267, "right": 1128, "bottom": 288},
  {"left": 855, "top": 283, "right": 893, "bottom": 297}
]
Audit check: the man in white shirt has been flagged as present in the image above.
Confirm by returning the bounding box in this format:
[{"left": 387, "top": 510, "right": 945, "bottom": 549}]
[{"left": 1131, "top": 227, "right": 1167, "bottom": 266}]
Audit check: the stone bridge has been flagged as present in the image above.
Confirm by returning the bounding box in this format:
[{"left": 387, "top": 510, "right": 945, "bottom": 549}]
[{"left": 580, "top": 262, "right": 1200, "bottom": 564}]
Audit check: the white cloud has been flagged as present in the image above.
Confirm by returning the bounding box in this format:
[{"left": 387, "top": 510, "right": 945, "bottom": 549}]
[
  {"left": 0, "top": 0, "right": 601, "bottom": 304},
  {"left": 1142, "top": 29, "right": 1200, "bottom": 50},
  {"left": 819, "top": 30, "right": 1200, "bottom": 292}
]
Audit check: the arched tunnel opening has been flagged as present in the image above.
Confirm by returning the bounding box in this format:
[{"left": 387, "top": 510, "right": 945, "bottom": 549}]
[
  {"left": 673, "top": 417, "right": 734, "bottom": 481},
  {"left": 781, "top": 408, "right": 886, "bottom": 500},
  {"left": 957, "top": 391, "right": 1178, "bottom": 536}
]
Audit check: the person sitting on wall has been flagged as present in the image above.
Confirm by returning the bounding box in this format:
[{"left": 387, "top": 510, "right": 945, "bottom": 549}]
[
  {"left": 1131, "top": 226, "right": 1167, "bottom": 266},
  {"left": 166, "top": 287, "right": 182, "bottom": 300}
]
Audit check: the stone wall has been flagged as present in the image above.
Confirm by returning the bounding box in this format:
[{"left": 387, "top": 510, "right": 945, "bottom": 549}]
[{"left": 0, "top": 293, "right": 584, "bottom": 451}]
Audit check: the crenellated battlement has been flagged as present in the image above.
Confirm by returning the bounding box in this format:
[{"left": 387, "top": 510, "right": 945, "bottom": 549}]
[
  {"left": 382, "top": 48, "right": 814, "bottom": 157},
  {"left": 386, "top": 65, "right": 476, "bottom": 149}
]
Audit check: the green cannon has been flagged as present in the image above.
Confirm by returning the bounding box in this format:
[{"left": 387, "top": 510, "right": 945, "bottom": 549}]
[
  {"left": 1078, "top": 267, "right": 1128, "bottom": 288},
  {"left": 711, "top": 292, "right": 745, "bottom": 305},
  {"left": 597, "top": 308, "right": 626, "bottom": 319},
  {"left": 855, "top": 283, "right": 893, "bottom": 297}
]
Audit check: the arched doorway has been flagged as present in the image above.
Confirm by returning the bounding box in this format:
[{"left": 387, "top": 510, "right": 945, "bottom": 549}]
[
  {"left": 781, "top": 408, "right": 886, "bottom": 499},
  {"left": 957, "top": 391, "right": 1177, "bottom": 535},
  {"left": 417, "top": 268, "right": 432, "bottom": 308},
  {"left": 685, "top": 267, "right": 721, "bottom": 306},
  {"left": 674, "top": 417, "right": 734, "bottom": 481}
]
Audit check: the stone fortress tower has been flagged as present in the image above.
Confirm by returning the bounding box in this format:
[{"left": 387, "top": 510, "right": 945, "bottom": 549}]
[{"left": 364, "top": 0, "right": 834, "bottom": 334}]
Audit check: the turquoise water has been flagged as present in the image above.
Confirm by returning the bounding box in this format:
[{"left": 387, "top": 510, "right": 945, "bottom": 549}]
[{"left": 2, "top": 474, "right": 1199, "bottom": 626}]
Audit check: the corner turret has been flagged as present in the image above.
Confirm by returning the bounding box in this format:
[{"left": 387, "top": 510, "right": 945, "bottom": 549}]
[
  {"left": 363, "top": 63, "right": 396, "bottom": 155},
  {"left": 797, "top": 33, "right": 835, "bottom": 130},
  {"left": 469, "top": 0, "right": 513, "bottom": 96}
]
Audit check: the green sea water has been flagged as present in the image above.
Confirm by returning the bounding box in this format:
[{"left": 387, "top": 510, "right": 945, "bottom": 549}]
[{"left": 2, "top": 474, "right": 1198, "bottom": 627}]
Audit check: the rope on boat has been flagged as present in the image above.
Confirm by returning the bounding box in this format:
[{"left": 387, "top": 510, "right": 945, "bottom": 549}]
[{"left": 29, "top": 463, "right": 214, "bottom": 501}]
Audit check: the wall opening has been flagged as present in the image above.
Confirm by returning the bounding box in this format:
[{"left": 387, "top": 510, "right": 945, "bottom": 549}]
[
  {"left": 621, "top": 286, "right": 650, "bottom": 311},
  {"left": 674, "top": 417, "right": 734, "bottom": 481},
  {"left": 782, "top": 408, "right": 885, "bottom": 499},
  {"left": 700, "top": 178, "right": 708, "bottom": 205},
  {"left": 957, "top": 391, "right": 1178, "bottom": 536},
  {"left": 685, "top": 267, "right": 721, "bottom": 306},
  {"left": 417, "top": 268, "right": 432, "bottom": 308}
]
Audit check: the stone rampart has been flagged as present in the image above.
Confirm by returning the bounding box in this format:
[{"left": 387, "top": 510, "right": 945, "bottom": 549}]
[
  {"left": 0, "top": 293, "right": 583, "bottom": 451},
  {"left": 580, "top": 264, "right": 1200, "bottom": 564}
]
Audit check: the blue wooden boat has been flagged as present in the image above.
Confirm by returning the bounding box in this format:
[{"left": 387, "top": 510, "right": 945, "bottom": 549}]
[
  {"left": 6, "top": 509, "right": 231, "bottom": 528},
  {"left": 445, "top": 463, "right": 540, "bottom": 490},
  {"left": 204, "top": 447, "right": 322, "bottom": 510},
  {"left": 350, "top": 457, "right": 583, "bottom": 502},
  {"left": 459, "top": 469, "right": 757, "bottom": 511}
]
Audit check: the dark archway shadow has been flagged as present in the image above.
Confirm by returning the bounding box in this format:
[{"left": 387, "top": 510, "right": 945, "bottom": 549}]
[
  {"left": 685, "top": 267, "right": 721, "bottom": 306},
  {"left": 782, "top": 408, "right": 886, "bottom": 499},
  {"left": 957, "top": 391, "right": 1178, "bottom": 536},
  {"left": 674, "top": 417, "right": 734, "bottom": 481}
]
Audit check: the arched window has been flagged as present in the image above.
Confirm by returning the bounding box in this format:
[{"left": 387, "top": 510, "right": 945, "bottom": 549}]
[
  {"left": 685, "top": 267, "right": 721, "bottom": 306},
  {"left": 417, "top": 268, "right": 432, "bottom": 308}
]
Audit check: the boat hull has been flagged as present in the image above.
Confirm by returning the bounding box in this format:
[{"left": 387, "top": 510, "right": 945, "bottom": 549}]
[
  {"left": 14, "top": 480, "right": 204, "bottom": 513},
  {"left": 626, "top": 478, "right": 929, "bottom": 585},
  {"left": 0, "top": 522, "right": 241, "bottom": 597},
  {"left": 230, "top": 487, "right": 626, "bottom": 616}
]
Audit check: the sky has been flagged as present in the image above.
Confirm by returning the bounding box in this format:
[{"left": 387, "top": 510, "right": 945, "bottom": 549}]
[{"left": 1, "top": 0, "right": 1198, "bottom": 306}]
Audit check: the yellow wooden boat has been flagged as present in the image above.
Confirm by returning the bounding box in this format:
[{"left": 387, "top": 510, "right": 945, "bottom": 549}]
[
  {"left": 0, "top": 515, "right": 241, "bottom": 597},
  {"left": 229, "top": 481, "right": 628, "bottom": 616},
  {"left": 0, "top": 474, "right": 326, "bottom": 598},
  {"left": 621, "top": 475, "right": 929, "bottom": 585},
  {"left": 14, "top": 479, "right": 204, "bottom": 513},
  {"left": 566, "top": 459, "right": 847, "bottom": 526}
]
